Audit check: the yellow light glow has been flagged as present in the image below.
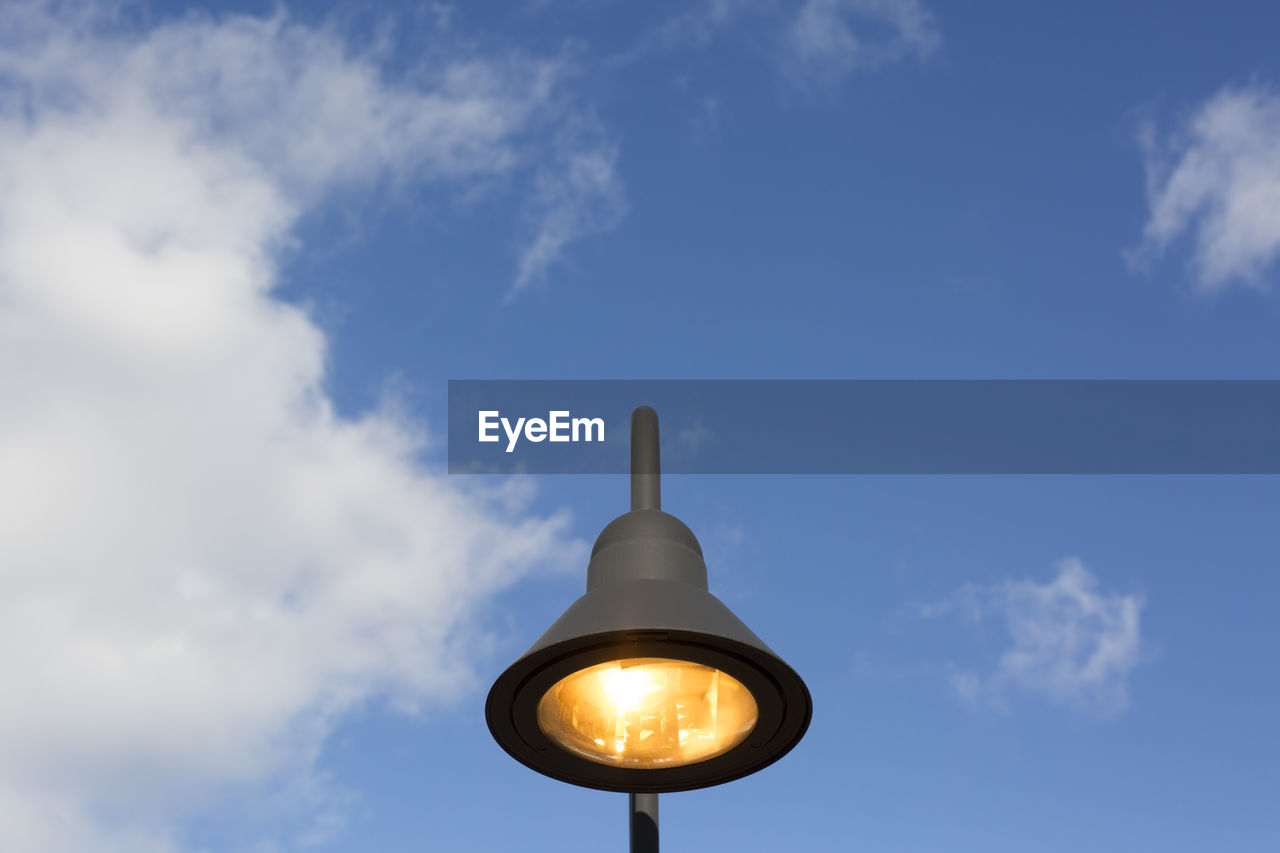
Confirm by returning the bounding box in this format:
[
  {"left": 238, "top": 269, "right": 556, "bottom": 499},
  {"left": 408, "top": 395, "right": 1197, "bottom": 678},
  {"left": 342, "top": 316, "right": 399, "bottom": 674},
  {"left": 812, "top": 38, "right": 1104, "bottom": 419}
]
[{"left": 537, "top": 657, "right": 758, "bottom": 768}]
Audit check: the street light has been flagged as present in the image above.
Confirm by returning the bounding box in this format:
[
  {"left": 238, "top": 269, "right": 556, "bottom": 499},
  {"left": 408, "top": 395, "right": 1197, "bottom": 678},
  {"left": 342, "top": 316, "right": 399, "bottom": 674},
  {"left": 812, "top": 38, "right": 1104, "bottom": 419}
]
[{"left": 486, "top": 406, "right": 812, "bottom": 850}]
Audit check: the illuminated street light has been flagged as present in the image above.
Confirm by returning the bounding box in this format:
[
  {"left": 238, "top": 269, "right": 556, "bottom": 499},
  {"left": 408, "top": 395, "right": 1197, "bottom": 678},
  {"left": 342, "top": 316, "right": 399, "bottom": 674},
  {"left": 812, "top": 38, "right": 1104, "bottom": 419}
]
[{"left": 486, "top": 406, "right": 812, "bottom": 850}]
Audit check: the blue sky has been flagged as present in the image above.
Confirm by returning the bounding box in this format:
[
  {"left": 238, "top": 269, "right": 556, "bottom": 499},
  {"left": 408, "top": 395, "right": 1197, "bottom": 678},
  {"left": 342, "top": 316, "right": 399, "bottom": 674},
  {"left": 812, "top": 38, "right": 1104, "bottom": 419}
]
[{"left": 1, "top": 1, "right": 1278, "bottom": 851}]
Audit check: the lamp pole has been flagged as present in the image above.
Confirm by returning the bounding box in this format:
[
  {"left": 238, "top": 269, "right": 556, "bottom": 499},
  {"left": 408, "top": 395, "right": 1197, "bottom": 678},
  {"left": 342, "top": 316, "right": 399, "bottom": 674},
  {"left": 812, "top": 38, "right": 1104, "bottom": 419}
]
[
  {"left": 628, "top": 406, "right": 662, "bottom": 852},
  {"left": 630, "top": 405, "right": 661, "bottom": 513},
  {"left": 630, "top": 791, "right": 659, "bottom": 853}
]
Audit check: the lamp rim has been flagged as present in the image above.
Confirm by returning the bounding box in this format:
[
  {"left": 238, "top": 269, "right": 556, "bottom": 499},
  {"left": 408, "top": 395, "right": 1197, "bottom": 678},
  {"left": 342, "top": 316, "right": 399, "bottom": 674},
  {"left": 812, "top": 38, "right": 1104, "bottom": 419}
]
[{"left": 486, "top": 629, "right": 811, "bottom": 793}]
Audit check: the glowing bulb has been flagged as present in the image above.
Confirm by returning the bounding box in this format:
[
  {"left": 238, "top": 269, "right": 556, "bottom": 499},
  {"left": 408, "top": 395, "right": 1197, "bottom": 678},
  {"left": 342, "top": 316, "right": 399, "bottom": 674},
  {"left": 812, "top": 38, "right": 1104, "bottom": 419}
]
[
  {"left": 599, "top": 666, "right": 660, "bottom": 710},
  {"left": 536, "top": 657, "right": 758, "bottom": 768}
]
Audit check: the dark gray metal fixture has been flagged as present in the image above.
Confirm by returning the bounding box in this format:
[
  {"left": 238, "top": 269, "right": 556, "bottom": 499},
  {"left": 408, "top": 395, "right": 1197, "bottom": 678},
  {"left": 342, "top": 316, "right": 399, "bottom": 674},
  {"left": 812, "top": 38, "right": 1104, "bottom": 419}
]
[
  {"left": 486, "top": 406, "right": 812, "bottom": 848},
  {"left": 630, "top": 792, "right": 658, "bottom": 853}
]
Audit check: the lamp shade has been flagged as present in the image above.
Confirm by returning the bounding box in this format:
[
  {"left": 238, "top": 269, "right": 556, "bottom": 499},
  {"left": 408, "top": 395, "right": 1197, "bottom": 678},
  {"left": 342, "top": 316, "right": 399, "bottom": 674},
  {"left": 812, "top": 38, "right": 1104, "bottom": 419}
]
[{"left": 486, "top": 506, "right": 812, "bottom": 793}]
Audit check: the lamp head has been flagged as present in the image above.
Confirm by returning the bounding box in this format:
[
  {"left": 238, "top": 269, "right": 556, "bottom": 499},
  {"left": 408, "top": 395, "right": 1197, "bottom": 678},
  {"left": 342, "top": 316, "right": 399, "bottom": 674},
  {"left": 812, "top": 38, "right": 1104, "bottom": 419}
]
[{"left": 486, "top": 508, "right": 811, "bottom": 793}]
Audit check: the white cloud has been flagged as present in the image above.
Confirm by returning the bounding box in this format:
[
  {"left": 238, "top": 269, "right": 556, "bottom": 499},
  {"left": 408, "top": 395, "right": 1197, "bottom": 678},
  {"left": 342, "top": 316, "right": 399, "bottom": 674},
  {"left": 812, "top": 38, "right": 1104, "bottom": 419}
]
[
  {"left": 784, "top": 0, "right": 940, "bottom": 84},
  {"left": 619, "top": 0, "right": 939, "bottom": 88},
  {"left": 647, "top": 0, "right": 751, "bottom": 51},
  {"left": 1135, "top": 83, "right": 1280, "bottom": 290},
  {"left": 512, "top": 116, "right": 626, "bottom": 295},
  {"left": 925, "top": 559, "right": 1144, "bottom": 716},
  {"left": 0, "top": 7, "right": 588, "bottom": 851},
  {"left": 0, "top": 4, "right": 626, "bottom": 291}
]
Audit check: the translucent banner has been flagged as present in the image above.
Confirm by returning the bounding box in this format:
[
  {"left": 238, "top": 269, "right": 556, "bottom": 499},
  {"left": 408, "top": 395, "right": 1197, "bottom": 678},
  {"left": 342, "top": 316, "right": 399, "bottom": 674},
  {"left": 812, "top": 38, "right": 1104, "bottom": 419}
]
[{"left": 447, "top": 380, "right": 1280, "bottom": 474}]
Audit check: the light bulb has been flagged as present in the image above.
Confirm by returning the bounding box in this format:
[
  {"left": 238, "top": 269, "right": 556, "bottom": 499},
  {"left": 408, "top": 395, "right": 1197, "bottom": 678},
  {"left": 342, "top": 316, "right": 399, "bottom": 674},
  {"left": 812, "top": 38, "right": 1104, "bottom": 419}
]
[{"left": 536, "top": 657, "right": 758, "bottom": 768}]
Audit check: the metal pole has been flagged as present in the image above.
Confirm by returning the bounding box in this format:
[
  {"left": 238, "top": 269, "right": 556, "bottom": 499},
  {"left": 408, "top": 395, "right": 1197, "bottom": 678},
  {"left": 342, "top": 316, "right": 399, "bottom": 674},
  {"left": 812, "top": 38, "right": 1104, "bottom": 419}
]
[
  {"left": 630, "top": 406, "right": 661, "bottom": 512},
  {"left": 630, "top": 792, "right": 659, "bottom": 853},
  {"left": 632, "top": 409, "right": 661, "bottom": 852},
  {"left": 630, "top": 408, "right": 660, "bottom": 851}
]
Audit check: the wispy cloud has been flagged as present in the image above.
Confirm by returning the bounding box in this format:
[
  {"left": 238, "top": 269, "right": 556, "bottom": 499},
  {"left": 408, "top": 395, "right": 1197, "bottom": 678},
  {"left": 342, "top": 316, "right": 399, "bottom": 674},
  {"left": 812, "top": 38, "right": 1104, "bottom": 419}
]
[
  {"left": 512, "top": 115, "right": 625, "bottom": 295},
  {"left": 1132, "top": 82, "right": 1280, "bottom": 291},
  {"left": 0, "top": 6, "right": 586, "bottom": 850},
  {"left": 615, "top": 0, "right": 940, "bottom": 88},
  {"left": 922, "top": 559, "right": 1145, "bottom": 717},
  {"left": 783, "top": 0, "right": 940, "bottom": 85}
]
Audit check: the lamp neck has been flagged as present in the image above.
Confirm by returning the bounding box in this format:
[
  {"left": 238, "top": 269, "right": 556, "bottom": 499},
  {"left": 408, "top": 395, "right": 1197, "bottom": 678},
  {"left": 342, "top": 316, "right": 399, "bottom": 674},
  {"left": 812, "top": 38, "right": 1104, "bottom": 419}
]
[
  {"left": 630, "top": 406, "right": 661, "bottom": 512},
  {"left": 584, "top": 406, "right": 707, "bottom": 592}
]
